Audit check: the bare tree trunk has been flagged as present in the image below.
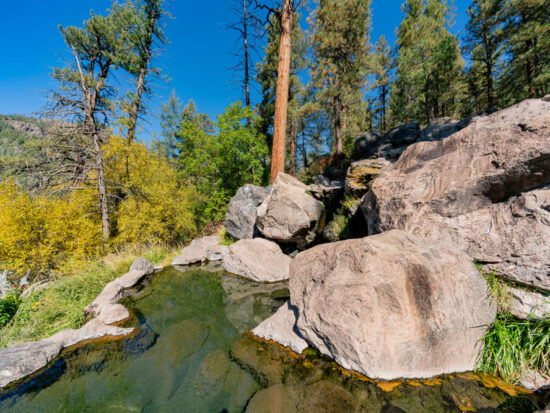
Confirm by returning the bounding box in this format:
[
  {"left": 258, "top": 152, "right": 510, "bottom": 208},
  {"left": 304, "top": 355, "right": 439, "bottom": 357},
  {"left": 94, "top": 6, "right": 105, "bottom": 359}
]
[
  {"left": 483, "top": 32, "right": 494, "bottom": 108},
  {"left": 289, "top": 117, "right": 296, "bottom": 175},
  {"left": 243, "top": 0, "right": 250, "bottom": 106},
  {"left": 270, "top": 0, "right": 293, "bottom": 184},
  {"left": 300, "top": 126, "right": 308, "bottom": 169},
  {"left": 333, "top": 94, "right": 343, "bottom": 155},
  {"left": 380, "top": 84, "right": 387, "bottom": 134},
  {"left": 93, "top": 132, "right": 110, "bottom": 242}
]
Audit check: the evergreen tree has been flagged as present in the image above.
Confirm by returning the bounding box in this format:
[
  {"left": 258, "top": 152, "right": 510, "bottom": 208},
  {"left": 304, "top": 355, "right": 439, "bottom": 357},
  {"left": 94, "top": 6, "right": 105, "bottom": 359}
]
[
  {"left": 309, "top": 0, "right": 372, "bottom": 155},
  {"left": 498, "top": 0, "right": 550, "bottom": 104},
  {"left": 463, "top": 0, "right": 503, "bottom": 111},
  {"left": 157, "top": 89, "right": 182, "bottom": 159},
  {"left": 115, "top": 0, "right": 167, "bottom": 145},
  {"left": 369, "top": 35, "right": 393, "bottom": 134},
  {"left": 256, "top": 12, "right": 307, "bottom": 174},
  {"left": 390, "top": 0, "right": 465, "bottom": 125},
  {"left": 45, "top": 10, "right": 125, "bottom": 241}
]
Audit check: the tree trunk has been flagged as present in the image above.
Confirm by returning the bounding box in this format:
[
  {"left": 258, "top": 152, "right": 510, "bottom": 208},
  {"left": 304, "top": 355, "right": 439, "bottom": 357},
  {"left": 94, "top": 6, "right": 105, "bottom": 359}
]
[
  {"left": 126, "top": 4, "right": 158, "bottom": 145},
  {"left": 93, "top": 132, "right": 110, "bottom": 242},
  {"left": 333, "top": 94, "right": 343, "bottom": 155},
  {"left": 380, "top": 83, "right": 387, "bottom": 134},
  {"left": 243, "top": 0, "right": 250, "bottom": 106},
  {"left": 289, "top": 117, "right": 296, "bottom": 175},
  {"left": 300, "top": 126, "right": 308, "bottom": 169},
  {"left": 270, "top": 0, "right": 293, "bottom": 184},
  {"left": 483, "top": 32, "right": 494, "bottom": 108}
]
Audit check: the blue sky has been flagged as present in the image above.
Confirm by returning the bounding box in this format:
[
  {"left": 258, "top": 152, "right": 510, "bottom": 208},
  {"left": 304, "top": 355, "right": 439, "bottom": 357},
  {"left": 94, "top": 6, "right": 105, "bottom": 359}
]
[{"left": 0, "top": 0, "right": 470, "bottom": 141}]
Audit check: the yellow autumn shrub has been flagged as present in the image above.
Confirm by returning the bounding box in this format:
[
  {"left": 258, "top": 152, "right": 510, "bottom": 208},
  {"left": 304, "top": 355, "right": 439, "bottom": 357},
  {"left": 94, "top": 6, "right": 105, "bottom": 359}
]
[
  {"left": 104, "top": 137, "right": 200, "bottom": 246},
  {"left": 0, "top": 181, "right": 103, "bottom": 276}
]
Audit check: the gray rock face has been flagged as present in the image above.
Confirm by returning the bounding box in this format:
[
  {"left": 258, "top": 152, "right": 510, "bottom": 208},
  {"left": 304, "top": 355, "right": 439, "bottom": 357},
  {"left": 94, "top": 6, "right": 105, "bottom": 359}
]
[
  {"left": 418, "top": 117, "right": 462, "bottom": 142},
  {"left": 311, "top": 175, "right": 331, "bottom": 187},
  {"left": 129, "top": 257, "right": 155, "bottom": 274},
  {"left": 345, "top": 158, "right": 391, "bottom": 196},
  {"left": 354, "top": 132, "right": 383, "bottom": 158},
  {"left": 171, "top": 235, "right": 224, "bottom": 266},
  {"left": 363, "top": 98, "right": 550, "bottom": 291},
  {"left": 506, "top": 286, "right": 550, "bottom": 319},
  {"left": 289, "top": 230, "right": 496, "bottom": 380},
  {"left": 256, "top": 173, "right": 324, "bottom": 249},
  {"left": 225, "top": 184, "right": 270, "bottom": 240},
  {"left": 222, "top": 238, "right": 292, "bottom": 282},
  {"left": 0, "top": 257, "right": 153, "bottom": 389},
  {"left": 0, "top": 270, "right": 11, "bottom": 298},
  {"left": 386, "top": 122, "right": 421, "bottom": 145},
  {"left": 252, "top": 300, "right": 308, "bottom": 353}
]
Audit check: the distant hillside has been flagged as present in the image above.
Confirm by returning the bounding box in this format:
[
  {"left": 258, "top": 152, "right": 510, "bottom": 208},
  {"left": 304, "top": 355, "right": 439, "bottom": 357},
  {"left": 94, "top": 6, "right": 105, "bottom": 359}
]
[{"left": 0, "top": 115, "right": 53, "bottom": 183}]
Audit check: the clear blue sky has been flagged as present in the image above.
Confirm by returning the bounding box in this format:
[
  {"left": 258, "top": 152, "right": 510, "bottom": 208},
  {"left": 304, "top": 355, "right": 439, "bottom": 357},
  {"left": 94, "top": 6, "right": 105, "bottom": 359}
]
[{"left": 0, "top": 0, "right": 470, "bottom": 142}]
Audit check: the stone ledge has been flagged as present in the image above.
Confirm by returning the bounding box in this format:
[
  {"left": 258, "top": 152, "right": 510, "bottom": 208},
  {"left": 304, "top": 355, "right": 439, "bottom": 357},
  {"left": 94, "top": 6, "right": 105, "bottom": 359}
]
[{"left": 0, "top": 257, "right": 156, "bottom": 389}]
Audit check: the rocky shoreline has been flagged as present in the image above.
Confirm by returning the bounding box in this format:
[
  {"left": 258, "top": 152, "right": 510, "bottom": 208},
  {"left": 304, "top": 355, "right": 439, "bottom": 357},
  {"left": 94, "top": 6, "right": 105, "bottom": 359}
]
[{"left": 0, "top": 258, "right": 158, "bottom": 389}]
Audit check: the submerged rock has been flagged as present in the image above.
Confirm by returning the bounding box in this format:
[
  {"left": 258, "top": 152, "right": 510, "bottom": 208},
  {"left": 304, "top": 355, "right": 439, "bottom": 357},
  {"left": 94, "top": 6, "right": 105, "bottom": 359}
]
[
  {"left": 256, "top": 173, "right": 324, "bottom": 249},
  {"left": 252, "top": 300, "right": 308, "bottom": 353},
  {"left": 289, "top": 230, "right": 495, "bottom": 380},
  {"left": 171, "top": 235, "right": 226, "bottom": 266},
  {"left": 222, "top": 238, "right": 291, "bottom": 282},
  {"left": 225, "top": 184, "right": 270, "bottom": 240},
  {"left": 363, "top": 98, "right": 550, "bottom": 291}
]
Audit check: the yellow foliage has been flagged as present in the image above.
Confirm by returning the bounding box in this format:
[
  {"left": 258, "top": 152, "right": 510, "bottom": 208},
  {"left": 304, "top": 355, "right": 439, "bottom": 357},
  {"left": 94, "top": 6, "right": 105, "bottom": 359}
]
[
  {"left": 104, "top": 137, "right": 200, "bottom": 246},
  {"left": 0, "top": 181, "right": 103, "bottom": 275}
]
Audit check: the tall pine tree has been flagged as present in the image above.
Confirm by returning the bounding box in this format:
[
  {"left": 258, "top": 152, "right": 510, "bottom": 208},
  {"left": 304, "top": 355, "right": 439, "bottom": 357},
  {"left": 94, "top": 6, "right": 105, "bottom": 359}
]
[
  {"left": 369, "top": 35, "right": 393, "bottom": 134},
  {"left": 309, "top": 0, "right": 372, "bottom": 155},
  {"left": 390, "top": 0, "right": 465, "bottom": 125}
]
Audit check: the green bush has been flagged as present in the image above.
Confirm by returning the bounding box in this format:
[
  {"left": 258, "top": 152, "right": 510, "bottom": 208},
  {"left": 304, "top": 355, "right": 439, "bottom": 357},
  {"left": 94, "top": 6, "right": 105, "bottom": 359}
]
[{"left": 0, "top": 292, "right": 21, "bottom": 328}]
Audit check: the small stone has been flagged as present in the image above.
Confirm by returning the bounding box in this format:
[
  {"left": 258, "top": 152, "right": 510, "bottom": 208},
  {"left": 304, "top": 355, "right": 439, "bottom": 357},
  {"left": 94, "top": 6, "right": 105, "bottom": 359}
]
[{"left": 129, "top": 257, "right": 155, "bottom": 275}]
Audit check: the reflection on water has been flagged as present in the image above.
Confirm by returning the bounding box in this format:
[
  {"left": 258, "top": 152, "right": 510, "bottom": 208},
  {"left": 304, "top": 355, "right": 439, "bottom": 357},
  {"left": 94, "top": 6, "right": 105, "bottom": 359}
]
[
  {"left": 0, "top": 266, "right": 546, "bottom": 412},
  {"left": 0, "top": 267, "right": 285, "bottom": 413}
]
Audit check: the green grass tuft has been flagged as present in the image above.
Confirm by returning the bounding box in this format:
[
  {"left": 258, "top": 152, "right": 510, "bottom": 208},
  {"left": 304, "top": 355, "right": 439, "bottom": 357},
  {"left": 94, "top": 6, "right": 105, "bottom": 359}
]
[{"left": 477, "top": 314, "right": 550, "bottom": 383}]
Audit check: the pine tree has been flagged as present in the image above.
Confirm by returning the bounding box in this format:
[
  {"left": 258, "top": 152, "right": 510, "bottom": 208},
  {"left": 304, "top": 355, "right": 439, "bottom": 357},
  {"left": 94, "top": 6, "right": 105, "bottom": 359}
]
[
  {"left": 463, "top": 0, "right": 503, "bottom": 111},
  {"left": 390, "top": 0, "right": 465, "bottom": 124},
  {"left": 270, "top": 0, "right": 294, "bottom": 183},
  {"left": 498, "top": 0, "right": 550, "bottom": 104},
  {"left": 309, "top": 0, "right": 372, "bottom": 155},
  {"left": 45, "top": 10, "right": 124, "bottom": 241},
  {"left": 256, "top": 11, "right": 307, "bottom": 174},
  {"left": 369, "top": 36, "right": 393, "bottom": 134},
  {"left": 115, "top": 0, "right": 167, "bottom": 144},
  {"left": 157, "top": 89, "right": 182, "bottom": 159}
]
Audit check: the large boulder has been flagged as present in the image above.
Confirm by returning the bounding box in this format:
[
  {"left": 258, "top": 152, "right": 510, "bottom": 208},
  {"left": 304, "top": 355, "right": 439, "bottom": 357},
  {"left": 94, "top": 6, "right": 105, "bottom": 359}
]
[
  {"left": 363, "top": 98, "right": 550, "bottom": 291},
  {"left": 222, "top": 238, "right": 292, "bottom": 282},
  {"left": 171, "top": 235, "right": 227, "bottom": 266},
  {"left": 345, "top": 158, "right": 391, "bottom": 196},
  {"left": 251, "top": 300, "right": 308, "bottom": 353},
  {"left": 225, "top": 184, "right": 270, "bottom": 240},
  {"left": 289, "top": 230, "right": 496, "bottom": 380},
  {"left": 256, "top": 173, "right": 324, "bottom": 249},
  {"left": 505, "top": 286, "right": 550, "bottom": 319}
]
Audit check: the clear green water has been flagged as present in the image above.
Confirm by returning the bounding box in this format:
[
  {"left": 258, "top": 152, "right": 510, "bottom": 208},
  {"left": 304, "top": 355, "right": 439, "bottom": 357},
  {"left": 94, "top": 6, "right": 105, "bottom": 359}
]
[
  {"left": 0, "top": 266, "right": 289, "bottom": 413},
  {"left": 0, "top": 266, "right": 546, "bottom": 412}
]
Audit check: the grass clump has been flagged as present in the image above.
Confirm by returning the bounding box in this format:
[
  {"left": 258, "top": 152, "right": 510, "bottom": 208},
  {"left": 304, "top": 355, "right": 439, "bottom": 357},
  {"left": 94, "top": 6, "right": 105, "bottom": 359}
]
[
  {"left": 0, "top": 292, "right": 21, "bottom": 328},
  {"left": 0, "top": 245, "right": 174, "bottom": 349},
  {"left": 477, "top": 314, "right": 550, "bottom": 383}
]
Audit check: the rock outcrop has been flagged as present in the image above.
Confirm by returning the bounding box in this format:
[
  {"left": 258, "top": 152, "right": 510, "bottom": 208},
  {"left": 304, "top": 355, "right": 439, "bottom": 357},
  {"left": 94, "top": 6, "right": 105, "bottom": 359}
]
[
  {"left": 222, "top": 238, "right": 292, "bottom": 282},
  {"left": 171, "top": 235, "right": 227, "bottom": 266},
  {"left": 289, "top": 230, "right": 495, "bottom": 380},
  {"left": 0, "top": 257, "right": 155, "bottom": 389},
  {"left": 256, "top": 173, "right": 324, "bottom": 249},
  {"left": 363, "top": 98, "right": 550, "bottom": 291},
  {"left": 225, "top": 184, "right": 271, "bottom": 240},
  {"left": 252, "top": 300, "right": 308, "bottom": 353},
  {"left": 506, "top": 286, "right": 550, "bottom": 319},
  {"left": 345, "top": 158, "right": 391, "bottom": 196}
]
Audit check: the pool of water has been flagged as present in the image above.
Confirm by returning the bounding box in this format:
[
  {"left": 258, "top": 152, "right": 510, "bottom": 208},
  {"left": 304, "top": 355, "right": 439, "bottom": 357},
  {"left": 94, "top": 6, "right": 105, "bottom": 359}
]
[{"left": 0, "top": 266, "right": 546, "bottom": 412}]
